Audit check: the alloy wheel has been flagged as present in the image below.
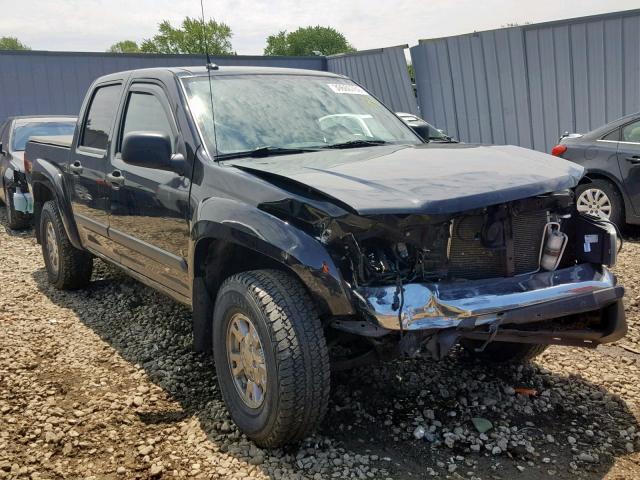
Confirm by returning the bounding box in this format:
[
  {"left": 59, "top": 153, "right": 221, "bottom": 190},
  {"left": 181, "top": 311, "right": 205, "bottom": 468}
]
[
  {"left": 45, "top": 221, "right": 60, "bottom": 275},
  {"left": 226, "top": 312, "right": 267, "bottom": 408}
]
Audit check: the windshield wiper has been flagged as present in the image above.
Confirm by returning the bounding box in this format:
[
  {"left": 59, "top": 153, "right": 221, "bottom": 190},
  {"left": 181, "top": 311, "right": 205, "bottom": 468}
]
[
  {"left": 428, "top": 136, "right": 458, "bottom": 143},
  {"left": 322, "top": 139, "right": 389, "bottom": 149},
  {"left": 215, "top": 146, "right": 318, "bottom": 161}
]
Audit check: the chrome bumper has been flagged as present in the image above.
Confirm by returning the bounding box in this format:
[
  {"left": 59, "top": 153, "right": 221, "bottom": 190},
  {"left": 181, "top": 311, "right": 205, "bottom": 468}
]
[{"left": 353, "top": 264, "right": 622, "bottom": 331}]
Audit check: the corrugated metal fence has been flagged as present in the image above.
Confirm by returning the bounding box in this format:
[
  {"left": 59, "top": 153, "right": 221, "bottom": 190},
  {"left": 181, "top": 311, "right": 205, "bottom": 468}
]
[
  {"left": 0, "top": 51, "right": 327, "bottom": 121},
  {"left": 327, "top": 45, "right": 418, "bottom": 114},
  {"left": 0, "top": 47, "right": 420, "bottom": 123},
  {"left": 411, "top": 8, "right": 640, "bottom": 152}
]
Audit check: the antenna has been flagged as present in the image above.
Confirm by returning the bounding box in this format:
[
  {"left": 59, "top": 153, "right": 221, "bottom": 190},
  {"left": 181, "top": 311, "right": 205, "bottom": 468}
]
[{"left": 200, "top": 0, "right": 218, "bottom": 70}]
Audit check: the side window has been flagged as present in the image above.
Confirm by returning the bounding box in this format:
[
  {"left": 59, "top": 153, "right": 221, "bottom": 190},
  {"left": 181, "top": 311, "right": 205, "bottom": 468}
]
[
  {"left": 80, "top": 84, "right": 122, "bottom": 150},
  {"left": 119, "top": 92, "right": 174, "bottom": 152},
  {"left": 602, "top": 128, "right": 620, "bottom": 141},
  {"left": 622, "top": 121, "right": 640, "bottom": 144}
]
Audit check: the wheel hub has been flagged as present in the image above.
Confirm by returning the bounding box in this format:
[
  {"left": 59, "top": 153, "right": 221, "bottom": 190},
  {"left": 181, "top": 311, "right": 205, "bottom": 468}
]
[
  {"left": 45, "top": 221, "right": 59, "bottom": 275},
  {"left": 576, "top": 188, "right": 612, "bottom": 219},
  {"left": 226, "top": 313, "right": 267, "bottom": 408}
]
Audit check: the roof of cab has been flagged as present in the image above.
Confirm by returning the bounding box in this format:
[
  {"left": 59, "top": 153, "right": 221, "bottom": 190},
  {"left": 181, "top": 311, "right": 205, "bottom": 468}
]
[{"left": 94, "top": 65, "right": 344, "bottom": 83}]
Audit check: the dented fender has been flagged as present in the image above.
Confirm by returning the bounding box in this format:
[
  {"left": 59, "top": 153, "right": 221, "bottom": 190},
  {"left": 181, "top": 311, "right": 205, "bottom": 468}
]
[{"left": 191, "top": 197, "right": 355, "bottom": 316}]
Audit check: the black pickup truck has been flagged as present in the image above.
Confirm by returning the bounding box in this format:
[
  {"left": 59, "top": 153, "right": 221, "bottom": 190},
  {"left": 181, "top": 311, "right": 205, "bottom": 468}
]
[{"left": 26, "top": 66, "right": 626, "bottom": 447}]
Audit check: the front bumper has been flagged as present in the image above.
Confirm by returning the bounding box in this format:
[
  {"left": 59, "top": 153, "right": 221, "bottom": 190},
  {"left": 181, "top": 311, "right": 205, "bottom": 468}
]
[{"left": 353, "top": 264, "right": 624, "bottom": 335}]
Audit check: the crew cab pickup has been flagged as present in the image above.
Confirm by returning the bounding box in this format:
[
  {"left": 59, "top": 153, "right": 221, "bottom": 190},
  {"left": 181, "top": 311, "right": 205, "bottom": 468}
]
[{"left": 26, "top": 66, "right": 626, "bottom": 447}]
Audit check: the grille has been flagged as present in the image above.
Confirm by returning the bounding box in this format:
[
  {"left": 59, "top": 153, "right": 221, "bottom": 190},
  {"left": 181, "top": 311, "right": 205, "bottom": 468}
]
[{"left": 448, "top": 210, "right": 548, "bottom": 280}]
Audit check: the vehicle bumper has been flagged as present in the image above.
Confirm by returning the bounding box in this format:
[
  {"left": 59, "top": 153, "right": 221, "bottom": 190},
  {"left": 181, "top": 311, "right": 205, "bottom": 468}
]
[{"left": 353, "top": 264, "right": 624, "bottom": 339}]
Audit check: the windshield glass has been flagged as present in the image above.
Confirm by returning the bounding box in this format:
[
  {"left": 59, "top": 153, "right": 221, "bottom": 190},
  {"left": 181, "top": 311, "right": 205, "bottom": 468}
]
[
  {"left": 12, "top": 121, "right": 76, "bottom": 151},
  {"left": 181, "top": 74, "right": 421, "bottom": 156}
]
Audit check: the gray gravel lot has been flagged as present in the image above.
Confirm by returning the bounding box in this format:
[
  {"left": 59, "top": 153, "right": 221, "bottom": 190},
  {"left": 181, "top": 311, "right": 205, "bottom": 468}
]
[{"left": 1, "top": 209, "right": 639, "bottom": 479}]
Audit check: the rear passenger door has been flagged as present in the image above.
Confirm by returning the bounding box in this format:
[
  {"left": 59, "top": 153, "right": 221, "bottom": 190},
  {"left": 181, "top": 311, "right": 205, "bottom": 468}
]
[
  {"left": 107, "top": 83, "right": 191, "bottom": 297},
  {"left": 617, "top": 120, "right": 640, "bottom": 215},
  {"left": 69, "top": 82, "right": 123, "bottom": 256}
]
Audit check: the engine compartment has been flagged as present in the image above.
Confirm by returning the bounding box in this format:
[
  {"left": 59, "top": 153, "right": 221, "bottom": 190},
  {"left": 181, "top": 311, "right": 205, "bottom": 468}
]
[{"left": 323, "top": 191, "right": 576, "bottom": 287}]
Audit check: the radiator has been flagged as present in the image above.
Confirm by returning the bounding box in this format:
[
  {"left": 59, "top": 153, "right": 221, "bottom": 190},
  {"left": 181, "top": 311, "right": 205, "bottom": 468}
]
[{"left": 448, "top": 210, "right": 548, "bottom": 280}]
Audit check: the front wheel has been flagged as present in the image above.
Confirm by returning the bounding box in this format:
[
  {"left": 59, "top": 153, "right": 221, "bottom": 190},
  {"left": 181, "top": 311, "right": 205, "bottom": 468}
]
[
  {"left": 575, "top": 179, "right": 623, "bottom": 226},
  {"left": 212, "top": 270, "right": 330, "bottom": 447}
]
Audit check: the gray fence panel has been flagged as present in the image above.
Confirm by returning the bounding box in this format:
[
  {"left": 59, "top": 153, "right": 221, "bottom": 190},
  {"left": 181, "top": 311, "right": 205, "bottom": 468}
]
[
  {"left": 411, "top": 8, "right": 640, "bottom": 152},
  {"left": 327, "top": 46, "right": 418, "bottom": 114},
  {"left": 411, "top": 26, "right": 534, "bottom": 148},
  {"left": 0, "top": 51, "right": 326, "bottom": 121}
]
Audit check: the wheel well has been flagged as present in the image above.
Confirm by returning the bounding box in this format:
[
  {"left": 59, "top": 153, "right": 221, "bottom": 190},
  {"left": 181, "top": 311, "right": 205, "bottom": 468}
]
[
  {"left": 192, "top": 238, "right": 322, "bottom": 354},
  {"left": 32, "top": 183, "right": 55, "bottom": 242},
  {"left": 196, "top": 239, "right": 288, "bottom": 301}
]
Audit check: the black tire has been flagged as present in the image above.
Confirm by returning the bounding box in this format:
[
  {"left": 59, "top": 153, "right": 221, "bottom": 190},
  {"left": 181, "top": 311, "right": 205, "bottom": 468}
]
[
  {"left": 575, "top": 179, "right": 624, "bottom": 227},
  {"left": 212, "top": 269, "right": 330, "bottom": 448},
  {"left": 4, "top": 186, "right": 31, "bottom": 230},
  {"left": 40, "top": 200, "right": 93, "bottom": 290},
  {"left": 461, "top": 339, "right": 548, "bottom": 363}
]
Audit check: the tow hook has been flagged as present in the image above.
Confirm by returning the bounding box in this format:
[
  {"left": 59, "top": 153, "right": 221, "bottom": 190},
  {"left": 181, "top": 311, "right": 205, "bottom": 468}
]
[{"left": 474, "top": 321, "right": 502, "bottom": 353}]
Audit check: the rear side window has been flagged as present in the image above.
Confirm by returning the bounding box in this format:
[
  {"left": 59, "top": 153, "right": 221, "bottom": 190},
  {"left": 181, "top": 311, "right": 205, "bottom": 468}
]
[
  {"left": 119, "top": 92, "right": 174, "bottom": 151},
  {"left": 602, "top": 129, "right": 620, "bottom": 141},
  {"left": 80, "top": 84, "right": 122, "bottom": 150},
  {"left": 622, "top": 121, "right": 640, "bottom": 143}
]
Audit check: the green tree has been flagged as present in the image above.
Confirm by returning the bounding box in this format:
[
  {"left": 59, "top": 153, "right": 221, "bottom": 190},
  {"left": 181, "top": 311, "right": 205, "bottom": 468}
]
[
  {"left": 264, "top": 26, "right": 355, "bottom": 56},
  {"left": 0, "top": 36, "right": 30, "bottom": 51},
  {"left": 107, "top": 40, "right": 140, "bottom": 53},
  {"left": 140, "top": 17, "right": 233, "bottom": 55}
]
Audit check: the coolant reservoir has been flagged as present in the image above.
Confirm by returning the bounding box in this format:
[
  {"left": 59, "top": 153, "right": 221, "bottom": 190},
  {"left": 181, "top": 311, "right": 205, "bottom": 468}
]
[{"left": 540, "top": 223, "right": 568, "bottom": 271}]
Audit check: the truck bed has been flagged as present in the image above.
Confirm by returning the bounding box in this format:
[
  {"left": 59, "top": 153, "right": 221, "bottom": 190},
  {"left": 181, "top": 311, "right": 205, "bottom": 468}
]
[
  {"left": 29, "top": 135, "right": 73, "bottom": 149},
  {"left": 25, "top": 135, "right": 72, "bottom": 172}
]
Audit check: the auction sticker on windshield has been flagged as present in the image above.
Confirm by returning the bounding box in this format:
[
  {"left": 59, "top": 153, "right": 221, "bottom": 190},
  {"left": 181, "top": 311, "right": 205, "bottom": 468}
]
[{"left": 327, "top": 84, "right": 369, "bottom": 95}]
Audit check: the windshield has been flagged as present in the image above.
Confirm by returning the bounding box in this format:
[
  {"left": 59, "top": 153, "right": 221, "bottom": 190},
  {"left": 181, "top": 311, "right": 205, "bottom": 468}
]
[
  {"left": 181, "top": 74, "right": 421, "bottom": 156},
  {"left": 12, "top": 121, "right": 76, "bottom": 151}
]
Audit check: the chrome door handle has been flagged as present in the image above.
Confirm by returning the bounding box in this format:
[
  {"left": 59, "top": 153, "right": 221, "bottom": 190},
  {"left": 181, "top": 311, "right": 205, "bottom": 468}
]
[
  {"left": 626, "top": 156, "right": 640, "bottom": 164},
  {"left": 69, "top": 161, "right": 83, "bottom": 174},
  {"left": 106, "top": 171, "right": 125, "bottom": 187}
]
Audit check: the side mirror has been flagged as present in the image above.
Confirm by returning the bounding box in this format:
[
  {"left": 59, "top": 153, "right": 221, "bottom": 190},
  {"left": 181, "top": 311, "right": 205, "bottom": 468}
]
[{"left": 121, "top": 131, "right": 184, "bottom": 174}]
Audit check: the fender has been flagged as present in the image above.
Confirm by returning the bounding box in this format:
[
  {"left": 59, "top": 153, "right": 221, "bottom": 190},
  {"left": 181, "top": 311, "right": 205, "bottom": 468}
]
[
  {"left": 191, "top": 197, "right": 355, "bottom": 317},
  {"left": 30, "top": 158, "right": 83, "bottom": 249}
]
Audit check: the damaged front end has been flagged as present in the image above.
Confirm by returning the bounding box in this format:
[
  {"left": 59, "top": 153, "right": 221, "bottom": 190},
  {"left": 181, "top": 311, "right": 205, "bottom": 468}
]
[{"left": 282, "top": 189, "right": 624, "bottom": 360}]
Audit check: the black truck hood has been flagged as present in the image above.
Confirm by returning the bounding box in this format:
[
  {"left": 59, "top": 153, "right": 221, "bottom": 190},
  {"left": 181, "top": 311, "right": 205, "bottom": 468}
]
[{"left": 225, "top": 143, "right": 584, "bottom": 215}]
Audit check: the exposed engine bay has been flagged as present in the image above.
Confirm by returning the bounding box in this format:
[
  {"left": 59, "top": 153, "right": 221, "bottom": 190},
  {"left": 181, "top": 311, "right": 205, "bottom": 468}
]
[{"left": 319, "top": 190, "right": 581, "bottom": 287}]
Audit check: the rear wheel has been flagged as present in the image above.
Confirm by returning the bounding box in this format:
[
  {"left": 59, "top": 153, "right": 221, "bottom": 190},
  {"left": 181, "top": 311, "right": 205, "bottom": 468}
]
[
  {"left": 40, "top": 200, "right": 93, "bottom": 290},
  {"left": 575, "top": 179, "right": 623, "bottom": 226},
  {"left": 4, "top": 186, "right": 31, "bottom": 230},
  {"left": 461, "top": 339, "right": 548, "bottom": 363},
  {"left": 212, "top": 269, "right": 330, "bottom": 447}
]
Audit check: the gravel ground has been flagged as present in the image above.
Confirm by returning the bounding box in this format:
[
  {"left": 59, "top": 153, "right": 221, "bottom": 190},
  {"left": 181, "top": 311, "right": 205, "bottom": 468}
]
[{"left": 1, "top": 208, "right": 639, "bottom": 479}]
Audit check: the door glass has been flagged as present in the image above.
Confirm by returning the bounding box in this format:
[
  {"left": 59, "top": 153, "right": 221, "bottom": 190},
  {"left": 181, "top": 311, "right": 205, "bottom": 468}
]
[
  {"left": 602, "top": 128, "right": 620, "bottom": 141},
  {"left": 622, "top": 121, "right": 640, "bottom": 143},
  {"left": 80, "top": 85, "right": 122, "bottom": 150},
  {"left": 120, "top": 92, "right": 174, "bottom": 151}
]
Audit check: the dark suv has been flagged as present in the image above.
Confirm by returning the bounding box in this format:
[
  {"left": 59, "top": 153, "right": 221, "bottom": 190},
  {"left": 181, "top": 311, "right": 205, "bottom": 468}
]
[{"left": 26, "top": 66, "right": 625, "bottom": 447}]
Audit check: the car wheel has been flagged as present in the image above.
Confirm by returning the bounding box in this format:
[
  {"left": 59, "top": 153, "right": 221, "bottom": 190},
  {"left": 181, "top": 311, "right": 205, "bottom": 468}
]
[
  {"left": 40, "top": 200, "right": 93, "bottom": 290},
  {"left": 212, "top": 269, "right": 330, "bottom": 448},
  {"left": 575, "top": 179, "right": 623, "bottom": 226},
  {"left": 4, "top": 186, "right": 31, "bottom": 230},
  {"left": 461, "top": 339, "right": 548, "bottom": 363}
]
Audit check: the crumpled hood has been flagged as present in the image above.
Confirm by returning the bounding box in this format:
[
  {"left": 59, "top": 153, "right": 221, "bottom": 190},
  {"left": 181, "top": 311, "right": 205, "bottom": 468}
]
[{"left": 225, "top": 143, "right": 584, "bottom": 215}]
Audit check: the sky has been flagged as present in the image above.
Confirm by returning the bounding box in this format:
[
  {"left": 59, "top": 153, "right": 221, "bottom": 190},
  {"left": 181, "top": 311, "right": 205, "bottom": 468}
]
[{"left": 0, "top": 0, "right": 638, "bottom": 55}]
